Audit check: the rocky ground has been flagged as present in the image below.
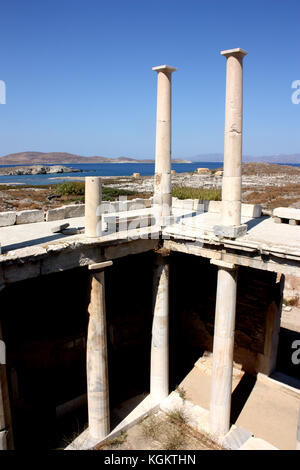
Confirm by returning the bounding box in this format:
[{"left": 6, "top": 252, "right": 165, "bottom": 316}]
[{"left": 0, "top": 162, "right": 299, "bottom": 212}]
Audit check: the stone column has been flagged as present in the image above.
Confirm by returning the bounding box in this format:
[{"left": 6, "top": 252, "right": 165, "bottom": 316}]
[
  {"left": 85, "top": 176, "right": 102, "bottom": 237},
  {"left": 214, "top": 48, "right": 248, "bottom": 239},
  {"left": 152, "top": 65, "right": 177, "bottom": 227},
  {"left": 210, "top": 259, "right": 238, "bottom": 437},
  {"left": 87, "top": 261, "right": 112, "bottom": 440},
  {"left": 0, "top": 322, "right": 13, "bottom": 450},
  {"left": 150, "top": 253, "right": 169, "bottom": 401}
]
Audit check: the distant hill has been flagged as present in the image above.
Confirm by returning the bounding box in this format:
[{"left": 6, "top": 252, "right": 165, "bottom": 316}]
[
  {"left": 193, "top": 153, "right": 300, "bottom": 163},
  {"left": 0, "top": 152, "right": 191, "bottom": 165}
]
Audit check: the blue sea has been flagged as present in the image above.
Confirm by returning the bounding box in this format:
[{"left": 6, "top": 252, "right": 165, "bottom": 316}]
[
  {"left": 0, "top": 162, "right": 223, "bottom": 186},
  {"left": 0, "top": 161, "right": 299, "bottom": 186}
]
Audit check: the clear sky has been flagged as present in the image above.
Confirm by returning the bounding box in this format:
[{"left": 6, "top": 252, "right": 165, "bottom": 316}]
[{"left": 0, "top": 0, "right": 299, "bottom": 159}]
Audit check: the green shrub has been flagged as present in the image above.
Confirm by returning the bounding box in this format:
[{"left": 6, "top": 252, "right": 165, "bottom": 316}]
[
  {"left": 172, "top": 186, "right": 221, "bottom": 201},
  {"left": 55, "top": 182, "right": 85, "bottom": 196},
  {"left": 55, "top": 182, "right": 135, "bottom": 200}
]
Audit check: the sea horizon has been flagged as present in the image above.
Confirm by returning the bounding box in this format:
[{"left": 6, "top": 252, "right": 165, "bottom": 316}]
[{"left": 0, "top": 161, "right": 299, "bottom": 186}]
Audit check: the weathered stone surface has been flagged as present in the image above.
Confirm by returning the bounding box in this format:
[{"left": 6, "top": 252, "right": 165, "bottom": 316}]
[
  {"left": 51, "top": 222, "right": 70, "bottom": 233},
  {"left": 273, "top": 207, "right": 300, "bottom": 221},
  {"left": 213, "top": 224, "right": 247, "bottom": 239},
  {"left": 0, "top": 430, "right": 7, "bottom": 450},
  {"left": 16, "top": 209, "right": 44, "bottom": 225},
  {"left": 207, "top": 201, "right": 261, "bottom": 218},
  {"left": 222, "top": 426, "right": 253, "bottom": 450},
  {"left": 46, "top": 204, "right": 84, "bottom": 221},
  {"left": 46, "top": 206, "right": 67, "bottom": 221},
  {"left": 0, "top": 212, "right": 16, "bottom": 227},
  {"left": 65, "top": 204, "right": 85, "bottom": 219},
  {"left": 239, "top": 437, "right": 278, "bottom": 450},
  {"left": 241, "top": 203, "right": 262, "bottom": 218}
]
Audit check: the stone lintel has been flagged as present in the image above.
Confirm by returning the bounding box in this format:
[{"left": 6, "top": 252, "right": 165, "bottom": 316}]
[
  {"left": 210, "top": 259, "right": 236, "bottom": 270},
  {"left": 220, "top": 48, "right": 248, "bottom": 58},
  {"left": 152, "top": 65, "right": 178, "bottom": 73},
  {"left": 213, "top": 224, "right": 247, "bottom": 239},
  {"left": 88, "top": 260, "right": 113, "bottom": 271}
]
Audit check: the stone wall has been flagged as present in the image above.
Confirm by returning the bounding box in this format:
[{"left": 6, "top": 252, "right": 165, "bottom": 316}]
[
  {"left": 0, "top": 197, "right": 261, "bottom": 227},
  {"left": 169, "top": 252, "right": 282, "bottom": 387}
]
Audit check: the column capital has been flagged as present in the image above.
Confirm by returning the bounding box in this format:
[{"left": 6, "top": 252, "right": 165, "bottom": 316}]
[
  {"left": 210, "top": 259, "right": 237, "bottom": 270},
  {"left": 220, "top": 48, "right": 248, "bottom": 59},
  {"left": 152, "top": 65, "right": 177, "bottom": 73},
  {"left": 88, "top": 260, "right": 113, "bottom": 271}
]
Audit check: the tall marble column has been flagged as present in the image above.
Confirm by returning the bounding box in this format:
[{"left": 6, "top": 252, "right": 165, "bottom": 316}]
[
  {"left": 87, "top": 261, "right": 112, "bottom": 440},
  {"left": 150, "top": 253, "right": 169, "bottom": 401},
  {"left": 152, "top": 65, "right": 177, "bottom": 227},
  {"left": 210, "top": 48, "right": 247, "bottom": 437},
  {"left": 214, "top": 48, "right": 248, "bottom": 239},
  {"left": 210, "top": 260, "right": 238, "bottom": 436},
  {"left": 85, "top": 176, "right": 102, "bottom": 237}
]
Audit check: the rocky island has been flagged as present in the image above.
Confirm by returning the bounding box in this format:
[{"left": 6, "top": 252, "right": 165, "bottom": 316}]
[{"left": 0, "top": 165, "right": 81, "bottom": 176}]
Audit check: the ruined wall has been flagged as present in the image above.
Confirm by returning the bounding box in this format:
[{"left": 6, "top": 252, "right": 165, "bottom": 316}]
[
  {"left": 0, "top": 251, "right": 154, "bottom": 448},
  {"left": 0, "top": 267, "right": 90, "bottom": 449},
  {"left": 105, "top": 252, "right": 154, "bottom": 410},
  {"left": 169, "top": 252, "right": 282, "bottom": 387}
]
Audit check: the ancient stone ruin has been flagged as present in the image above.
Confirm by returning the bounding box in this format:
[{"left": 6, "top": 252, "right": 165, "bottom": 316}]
[{"left": 0, "top": 49, "right": 299, "bottom": 451}]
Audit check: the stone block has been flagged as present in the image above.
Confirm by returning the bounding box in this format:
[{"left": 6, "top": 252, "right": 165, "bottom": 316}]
[
  {"left": 182, "top": 199, "right": 194, "bottom": 210},
  {"left": 222, "top": 426, "right": 253, "bottom": 450},
  {"left": 213, "top": 224, "right": 247, "bottom": 239},
  {"left": 273, "top": 207, "right": 300, "bottom": 221},
  {"left": 46, "top": 206, "right": 66, "bottom": 221},
  {"left": 64, "top": 204, "right": 85, "bottom": 218},
  {"left": 51, "top": 223, "right": 70, "bottom": 233},
  {"left": 0, "top": 211, "right": 16, "bottom": 227},
  {"left": 207, "top": 200, "right": 221, "bottom": 213},
  {"left": 241, "top": 203, "right": 262, "bottom": 218},
  {"left": 46, "top": 204, "right": 84, "bottom": 221},
  {"left": 16, "top": 209, "right": 44, "bottom": 224},
  {"left": 128, "top": 199, "right": 147, "bottom": 210}
]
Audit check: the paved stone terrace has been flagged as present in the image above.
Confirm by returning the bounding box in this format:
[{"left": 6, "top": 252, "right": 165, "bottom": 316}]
[{"left": 1, "top": 207, "right": 300, "bottom": 263}]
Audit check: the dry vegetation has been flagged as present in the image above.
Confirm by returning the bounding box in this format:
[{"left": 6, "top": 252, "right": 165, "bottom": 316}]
[
  {"left": 97, "top": 409, "right": 223, "bottom": 451},
  {"left": 0, "top": 163, "right": 299, "bottom": 212}
]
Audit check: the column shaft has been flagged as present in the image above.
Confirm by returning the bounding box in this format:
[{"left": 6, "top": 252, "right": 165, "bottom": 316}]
[
  {"left": 221, "top": 48, "right": 247, "bottom": 227},
  {"left": 87, "top": 270, "right": 109, "bottom": 439},
  {"left": 150, "top": 255, "right": 169, "bottom": 401},
  {"left": 152, "top": 65, "right": 177, "bottom": 225},
  {"left": 85, "top": 176, "right": 102, "bottom": 237},
  {"left": 210, "top": 266, "right": 237, "bottom": 436}
]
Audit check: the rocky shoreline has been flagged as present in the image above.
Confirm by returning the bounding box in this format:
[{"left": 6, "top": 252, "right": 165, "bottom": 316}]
[
  {"left": 0, "top": 165, "right": 81, "bottom": 176},
  {"left": 0, "top": 163, "right": 299, "bottom": 212}
]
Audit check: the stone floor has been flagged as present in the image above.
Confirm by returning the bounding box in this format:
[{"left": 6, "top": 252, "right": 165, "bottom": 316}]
[
  {"left": 179, "top": 357, "right": 300, "bottom": 450},
  {"left": 1, "top": 207, "right": 300, "bottom": 259}
]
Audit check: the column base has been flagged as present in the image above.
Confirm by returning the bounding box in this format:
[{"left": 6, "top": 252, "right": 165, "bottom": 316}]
[{"left": 213, "top": 224, "right": 247, "bottom": 239}]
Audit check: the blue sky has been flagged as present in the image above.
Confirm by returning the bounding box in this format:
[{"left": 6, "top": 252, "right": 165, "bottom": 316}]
[{"left": 0, "top": 0, "right": 299, "bottom": 159}]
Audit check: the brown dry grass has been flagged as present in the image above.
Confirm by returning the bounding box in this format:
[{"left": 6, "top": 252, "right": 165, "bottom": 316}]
[
  {"left": 242, "top": 162, "right": 300, "bottom": 176},
  {"left": 242, "top": 184, "right": 300, "bottom": 209}
]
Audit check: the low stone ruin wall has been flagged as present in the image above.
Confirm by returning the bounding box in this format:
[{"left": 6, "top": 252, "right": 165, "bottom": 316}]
[{"left": 0, "top": 197, "right": 262, "bottom": 227}]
